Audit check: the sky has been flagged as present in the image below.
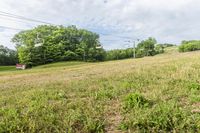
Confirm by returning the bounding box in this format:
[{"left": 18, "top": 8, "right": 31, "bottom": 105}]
[{"left": 0, "top": 0, "right": 200, "bottom": 50}]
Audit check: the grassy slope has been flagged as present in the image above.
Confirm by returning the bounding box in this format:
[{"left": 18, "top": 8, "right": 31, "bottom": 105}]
[
  {"left": 34, "top": 61, "right": 86, "bottom": 69},
  {"left": 1, "top": 50, "right": 200, "bottom": 132},
  {"left": 164, "top": 46, "right": 179, "bottom": 54}
]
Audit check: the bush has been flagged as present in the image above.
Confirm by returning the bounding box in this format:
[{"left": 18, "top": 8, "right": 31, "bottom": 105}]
[
  {"left": 155, "top": 44, "right": 164, "bottom": 54},
  {"left": 105, "top": 49, "right": 133, "bottom": 61},
  {"left": 179, "top": 41, "right": 200, "bottom": 52}
]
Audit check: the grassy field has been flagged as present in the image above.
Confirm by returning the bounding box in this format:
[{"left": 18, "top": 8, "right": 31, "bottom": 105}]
[
  {"left": 1, "top": 49, "right": 200, "bottom": 132},
  {"left": 0, "top": 66, "right": 16, "bottom": 72}
]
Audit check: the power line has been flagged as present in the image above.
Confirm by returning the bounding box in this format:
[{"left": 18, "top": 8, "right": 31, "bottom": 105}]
[
  {"left": 0, "top": 11, "right": 140, "bottom": 45},
  {"left": 99, "top": 32, "right": 133, "bottom": 40},
  {"left": 0, "top": 26, "right": 25, "bottom": 31},
  {"left": 0, "top": 13, "right": 52, "bottom": 25},
  {"left": 0, "top": 11, "right": 54, "bottom": 25},
  {"left": 0, "top": 16, "right": 36, "bottom": 27},
  {"left": 0, "top": 11, "right": 136, "bottom": 40}
]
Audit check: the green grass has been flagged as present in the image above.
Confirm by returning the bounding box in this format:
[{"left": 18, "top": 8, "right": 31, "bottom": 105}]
[
  {"left": 0, "top": 66, "right": 16, "bottom": 71},
  {"left": 0, "top": 61, "right": 86, "bottom": 72},
  {"left": 1, "top": 50, "right": 200, "bottom": 132}
]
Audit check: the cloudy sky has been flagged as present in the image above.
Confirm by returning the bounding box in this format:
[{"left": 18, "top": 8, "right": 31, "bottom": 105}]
[{"left": 0, "top": 0, "right": 200, "bottom": 49}]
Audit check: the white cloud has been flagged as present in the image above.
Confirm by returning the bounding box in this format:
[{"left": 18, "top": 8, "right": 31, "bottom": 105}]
[{"left": 1, "top": 0, "right": 200, "bottom": 49}]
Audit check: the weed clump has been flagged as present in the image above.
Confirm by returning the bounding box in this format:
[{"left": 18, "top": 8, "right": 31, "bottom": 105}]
[
  {"left": 187, "top": 82, "right": 200, "bottom": 103},
  {"left": 65, "top": 109, "right": 105, "bottom": 133},
  {"left": 123, "top": 93, "right": 150, "bottom": 111},
  {"left": 188, "top": 82, "right": 200, "bottom": 91},
  {"left": 120, "top": 102, "right": 200, "bottom": 132}
]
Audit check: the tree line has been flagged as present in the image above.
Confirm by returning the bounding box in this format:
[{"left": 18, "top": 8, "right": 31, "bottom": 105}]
[
  {"left": 105, "top": 39, "right": 174, "bottom": 61},
  {"left": 0, "top": 25, "right": 176, "bottom": 66},
  {"left": 0, "top": 45, "right": 17, "bottom": 65}
]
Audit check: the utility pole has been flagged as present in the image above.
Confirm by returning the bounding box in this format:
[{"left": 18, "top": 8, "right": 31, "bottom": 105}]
[
  {"left": 125, "top": 39, "right": 139, "bottom": 59},
  {"left": 133, "top": 41, "right": 136, "bottom": 58}
]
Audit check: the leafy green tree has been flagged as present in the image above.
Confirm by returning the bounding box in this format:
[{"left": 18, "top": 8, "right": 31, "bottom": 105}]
[
  {"left": 63, "top": 50, "right": 78, "bottom": 61},
  {"left": 12, "top": 25, "right": 106, "bottom": 66},
  {"left": 136, "top": 37, "right": 157, "bottom": 57},
  {"left": 0, "top": 45, "right": 18, "bottom": 65}
]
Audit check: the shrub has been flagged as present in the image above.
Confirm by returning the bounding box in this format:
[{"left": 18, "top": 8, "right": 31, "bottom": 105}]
[
  {"left": 155, "top": 44, "right": 164, "bottom": 54},
  {"left": 179, "top": 41, "right": 200, "bottom": 52}
]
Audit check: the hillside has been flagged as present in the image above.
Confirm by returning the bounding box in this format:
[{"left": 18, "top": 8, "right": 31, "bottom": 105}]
[{"left": 1, "top": 50, "right": 200, "bottom": 132}]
